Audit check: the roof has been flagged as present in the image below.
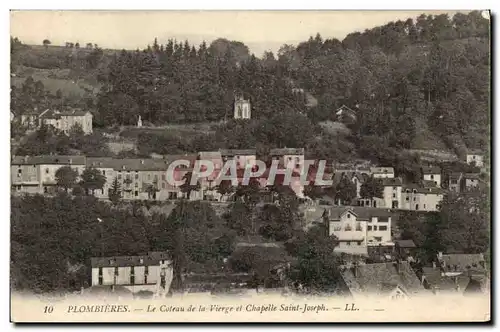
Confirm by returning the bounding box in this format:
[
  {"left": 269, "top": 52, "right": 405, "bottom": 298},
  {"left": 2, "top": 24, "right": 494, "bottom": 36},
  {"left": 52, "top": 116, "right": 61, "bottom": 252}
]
[
  {"left": 422, "top": 267, "right": 471, "bottom": 292},
  {"left": 370, "top": 167, "right": 394, "bottom": 174},
  {"left": 86, "top": 157, "right": 172, "bottom": 171},
  {"left": 449, "top": 172, "right": 463, "bottom": 181},
  {"left": 463, "top": 173, "right": 481, "bottom": 180},
  {"left": 394, "top": 239, "right": 417, "bottom": 248},
  {"left": 326, "top": 207, "right": 395, "bottom": 220},
  {"left": 12, "top": 155, "right": 86, "bottom": 166},
  {"left": 40, "top": 109, "right": 91, "bottom": 119},
  {"left": 341, "top": 261, "right": 424, "bottom": 296},
  {"left": 466, "top": 149, "right": 483, "bottom": 155},
  {"left": 402, "top": 185, "right": 444, "bottom": 195},
  {"left": 380, "top": 177, "right": 403, "bottom": 186},
  {"left": 219, "top": 149, "right": 256, "bottom": 156},
  {"left": 422, "top": 180, "right": 438, "bottom": 188},
  {"left": 438, "top": 253, "right": 486, "bottom": 273},
  {"left": 422, "top": 165, "right": 441, "bottom": 174},
  {"left": 270, "top": 148, "right": 305, "bottom": 156},
  {"left": 90, "top": 252, "right": 171, "bottom": 268},
  {"left": 198, "top": 151, "right": 222, "bottom": 160}
]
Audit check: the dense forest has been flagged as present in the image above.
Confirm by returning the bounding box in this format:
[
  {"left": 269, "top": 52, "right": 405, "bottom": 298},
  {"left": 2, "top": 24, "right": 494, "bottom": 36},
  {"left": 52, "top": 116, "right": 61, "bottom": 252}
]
[{"left": 11, "top": 12, "right": 490, "bottom": 160}]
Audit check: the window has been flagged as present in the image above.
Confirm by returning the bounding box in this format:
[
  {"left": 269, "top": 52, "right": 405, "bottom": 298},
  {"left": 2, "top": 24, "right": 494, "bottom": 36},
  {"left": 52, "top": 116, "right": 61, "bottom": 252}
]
[
  {"left": 45, "top": 168, "right": 49, "bottom": 174},
  {"left": 413, "top": 197, "right": 416, "bottom": 201},
  {"left": 392, "top": 193, "right": 396, "bottom": 198},
  {"left": 135, "top": 191, "right": 138, "bottom": 197},
  {"left": 347, "top": 213, "right": 351, "bottom": 219},
  {"left": 135, "top": 173, "right": 139, "bottom": 179},
  {"left": 345, "top": 225, "right": 352, "bottom": 231},
  {"left": 355, "top": 223, "right": 362, "bottom": 231},
  {"left": 373, "top": 226, "right": 378, "bottom": 231},
  {"left": 473, "top": 156, "right": 476, "bottom": 159},
  {"left": 424, "top": 204, "right": 426, "bottom": 209},
  {"left": 162, "top": 183, "right": 166, "bottom": 189},
  {"left": 118, "top": 174, "right": 122, "bottom": 180},
  {"left": 145, "top": 266, "right": 149, "bottom": 275},
  {"left": 98, "top": 267, "right": 103, "bottom": 285},
  {"left": 367, "top": 225, "right": 372, "bottom": 231},
  {"left": 346, "top": 242, "right": 351, "bottom": 246},
  {"left": 135, "top": 182, "right": 138, "bottom": 188},
  {"left": 162, "top": 174, "right": 166, "bottom": 181},
  {"left": 148, "top": 174, "right": 151, "bottom": 180},
  {"left": 379, "top": 226, "right": 387, "bottom": 231},
  {"left": 451, "top": 180, "right": 457, "bottom": 184},
  {"left": 357, "top": 241, "right": 362, "bottom": 246},
  {"left": 406, "top": 197, "right": 409, "bottom": 201},
  {"left": 114, "top": 267, "right": 119, "bottom": 276},
  {"left": 154, "top": 175, "right": 158, "bottom": 182},
  {"left": 17, "top": 169, "right": 22, "bottom": 174},
  {"left": 102, "top": 170, "right": 105, "bottom": 175},
  {"left": 393, "top": 187, "right": 397, "bottom": 190},
  {"left": 415, "top": 204, "right": 419, "bottom": 211},
  {"left": 430, "top": 175, "right": 434, "bottom": 179}
]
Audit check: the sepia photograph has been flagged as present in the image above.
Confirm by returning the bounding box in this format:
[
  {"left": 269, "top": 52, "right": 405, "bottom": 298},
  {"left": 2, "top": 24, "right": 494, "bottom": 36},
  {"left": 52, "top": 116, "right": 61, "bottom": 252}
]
[{"left": 9, "top": 9, "right": 491, "bottom": 323}]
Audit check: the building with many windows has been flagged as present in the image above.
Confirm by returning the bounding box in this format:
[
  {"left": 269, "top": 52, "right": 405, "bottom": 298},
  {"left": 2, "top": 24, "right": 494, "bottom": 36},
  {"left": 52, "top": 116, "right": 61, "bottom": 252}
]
[{"left": 90, "top": 252, "right": 173, "bottom": 295}]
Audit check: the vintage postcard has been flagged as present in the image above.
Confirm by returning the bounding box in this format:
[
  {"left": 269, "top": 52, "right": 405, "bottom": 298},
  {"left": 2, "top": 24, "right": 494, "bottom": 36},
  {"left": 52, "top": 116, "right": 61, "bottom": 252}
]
[{"left": 10, "top": 10, "right": 491, "bottom": 323}]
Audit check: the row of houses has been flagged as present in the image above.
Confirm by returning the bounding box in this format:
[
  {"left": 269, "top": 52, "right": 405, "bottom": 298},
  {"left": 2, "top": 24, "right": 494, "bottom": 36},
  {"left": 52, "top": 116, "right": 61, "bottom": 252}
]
[{"left": 11, "top": 146, "right": 486, "bottom": 211}]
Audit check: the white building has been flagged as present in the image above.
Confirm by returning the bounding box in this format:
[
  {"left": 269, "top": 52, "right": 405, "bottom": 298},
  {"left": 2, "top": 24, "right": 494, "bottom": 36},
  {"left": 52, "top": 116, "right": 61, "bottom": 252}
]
[
  {"left": 466, "top": 150, "right": 484, "bottom": 168},
  {"left": 401, "top": 185, "right": 444, "bottom": 212},
  {"left": 220, "top": 149, "right": 257, "bottom": 169},
  {"left": 90, "top": 252, "right": 173, "bottom": 295},
  {"left": 365, "top": 177, "right": 403, "bottom": 209},
  {"left": 326, "top": 207, "right": 394, "bottom": 256},
  {"left": 422, "top": 166, "right": 442, "bottom": 187}
]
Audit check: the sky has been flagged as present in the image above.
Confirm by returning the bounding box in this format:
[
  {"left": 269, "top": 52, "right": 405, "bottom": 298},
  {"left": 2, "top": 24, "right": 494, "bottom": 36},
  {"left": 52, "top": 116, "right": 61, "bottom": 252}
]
[{"left": 10, "top": 10, "right": 464, "bottom": 56}]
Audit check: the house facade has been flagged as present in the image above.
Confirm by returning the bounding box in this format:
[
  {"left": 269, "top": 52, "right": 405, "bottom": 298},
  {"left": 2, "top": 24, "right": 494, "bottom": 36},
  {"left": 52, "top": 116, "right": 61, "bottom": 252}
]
[
  {"left": 326, "top": 207, "right": 394, "bottom": 256},
  {"left": 41, "top": 109, "right": 93, "bottom": 135},
  {"left": 270, "top": 148, "right": 305, "bottom": 173},
  {"left": 11, "top": 155, "right": 86, "bottom": 195},
  {"left": 370, "top": 167, "right": 395, "bottom": 179},
  {"left": 422, "top": 166, "right": 442, "bottom": 187},
  {"left": 448, "top": 172, "right": 464, "bottom": 192},
  {"left": 466, "top": 150, "right": 484, "bottom": 168},
  {"left": 90, "top": 252, "right": 173, "bottom": 295},
  {"left": 401, "top": 185, "right": 444, "bottom": 212}
]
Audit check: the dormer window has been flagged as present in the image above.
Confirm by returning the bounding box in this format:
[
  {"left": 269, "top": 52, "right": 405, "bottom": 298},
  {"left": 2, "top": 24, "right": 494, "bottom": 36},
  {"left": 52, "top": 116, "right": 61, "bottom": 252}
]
[{"left": 347, "top": 213, "right": 351, "bottom": 219}]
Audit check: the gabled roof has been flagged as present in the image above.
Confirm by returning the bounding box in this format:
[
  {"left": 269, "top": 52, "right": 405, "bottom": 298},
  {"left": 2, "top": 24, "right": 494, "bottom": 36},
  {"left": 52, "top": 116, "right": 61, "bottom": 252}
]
[
  {"left": 463, "top": 173, "right": 481, "bottom": 180},
  {"left": 381, "top": 177, "right": 403, "bottom": 186},
  {"left": 422, "top": 267, "right": 471, "bottom": 292},
  {"left": 402, "top": 185, "right": 444, "bottom": 195},
  {"left": 198, "top": 151, "right": 222, "bottom": 160},
  {"left": 326, "top": 207, "right": 395, "bottom": 220},
  {"left": 422, "top": 165, "right": 441, "bottom": 174},
  {"left": 90, "top": 252, "right": 171, "bottom": 268},
  {"left": 270, "top": 148, "right": 305, "bottom": 156},
  {"left": 340, "top": 261, "right": 424, "bottom": 297},
  {"left": 394, "top": 239, "right": 417, "bottom": 248},
  {"left": 422, "top": 180, "right": 438, "bottom": 188},
  {"left": 466, "top": 149, "right": 483, "bottom": 155},
  {"left": 12, "top": 155, "right": 86, "bottom": 165}
]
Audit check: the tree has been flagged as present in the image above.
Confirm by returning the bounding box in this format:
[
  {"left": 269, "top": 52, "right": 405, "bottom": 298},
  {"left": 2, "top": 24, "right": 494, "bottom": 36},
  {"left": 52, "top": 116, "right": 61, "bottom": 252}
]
[
  {"left": 360, "top": 176, "right": 384, "bottom": 199},
  {"left": 75, "top": 42, "right": 80, "bottom": 49},
  {"left": 80, "top": 167, "right": 106, "bottom": 195},
  {"left": 216, "top": 179, "right": 234, "bottom": 201},
  {"left": 335, "top": 177, "right": 357, "bottom": 205},
  {"left": 286, "top": 225, "right": 342, "bottom": 292},
  {"left": 86, "top": 43, "right": 93, "bottom": 49},
  {"left": 179, "top": 171, "right": 200, "bottom": 200},
  {"left": 55, "top": 166, "right": 78, "bottom": 193},
  {"left": 42, "top": 39, "right": 51, "bottom": 48},
  {"left": 108, "top": 177, "right": 121, "bottom": 203}
]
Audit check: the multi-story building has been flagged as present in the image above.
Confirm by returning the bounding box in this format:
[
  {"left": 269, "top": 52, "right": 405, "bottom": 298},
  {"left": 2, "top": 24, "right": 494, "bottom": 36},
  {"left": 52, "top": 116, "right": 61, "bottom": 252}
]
[
  {"left": 466, "top": 150, "right": 484, "bottom": 168},
  {"left": 370, "top": 167, "right": 395, "bottom": 179},
  {"left": 41, "top": 109, "right": 93, "bottom": 135},
  {"left": 326, "top": 207, "right": 394, "bottom": 256},
  {"left": 270, "top": 148, "right": 305, "bottom": 172},
  {"left": 90, "top": 252, "right": 173, "bottom": 295},
  {"left": 11, "top": 155, "right": 86, "bottom": 195},
  {"left": 422, "top": 166, "right": 442, "bottom": 187},
  {"left": 401, "top": 185, "right": 444, "bottom": 212},
  {"left": 21, "top": 108, "right": 93, "bottom": 134},
  {"left": 220, "top": 149, "right": 256, "bottom": 169},
  {"left": 233, "top": 95, "right": 251, "bottom": 120},
  {"left": 369, "top": 177, "right": 403, "bottom": 209},
  {"left": 448, "top": 172, "right": 464, "bottom": 193}
]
